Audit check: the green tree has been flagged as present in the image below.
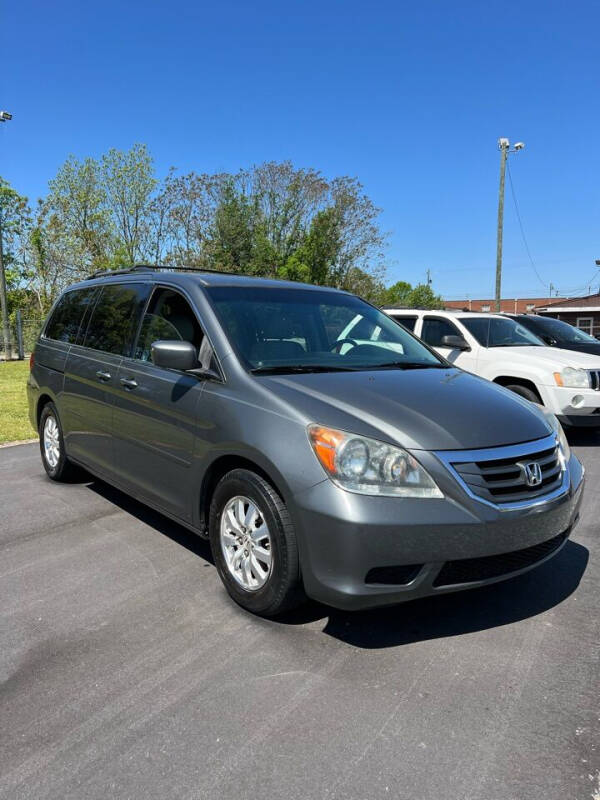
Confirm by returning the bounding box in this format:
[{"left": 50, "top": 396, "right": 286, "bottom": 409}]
[
  {"left": 327, "top": 176, "right": 386, "bottom": 290},
  {"left": 45, "top": 155, "right": 110, "bottom": 271},
  {"left": 250, "top": 161, "right": 328, "bottom": 263},
  {"left": 0, "top": 179, "right": 31, "bottom": 294},
  {"left": 21, "top": 152, "right": 391, "bottom": 316},
  {"left": 159, "top": 170, "right": 219, "bottom": 265},
  {"left": 280, "top": 208, "right": 341, "bottom": 285},
  {"left": 381, "top": 280, "right": 412, "bottom": 307},
  {"left": 406, "top": 283, "right": 444, "bottom": 309},
  {"left": 340, "top": 266, "right": 386, "bottom": 304},
  {"left": 0, "top": 180, "right": 32, "bottom": 357},
  {"left": 101, "top": 143, "right": 157, "bottom": 265},
  {"left": 209, "top": 182, "right": 262, "bottom": 272}
]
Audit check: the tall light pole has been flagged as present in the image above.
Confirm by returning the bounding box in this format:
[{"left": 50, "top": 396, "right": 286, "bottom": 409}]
[
  {"left": 495, "top": 138, "right": 525, "bottom": 311},
  {"left": 0, "top": 110, "right": 13, "bottom": 361}
]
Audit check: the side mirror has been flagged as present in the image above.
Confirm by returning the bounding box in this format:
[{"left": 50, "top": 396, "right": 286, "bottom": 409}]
[
  {"left": 542, "top": 335, "right": 557, "bottom": 346},
  {"left": 151, "top": 340, "right": 198, "bottom": 371},
  {"left": 440, "top": 334, "right": 470, "bottom": 351}
]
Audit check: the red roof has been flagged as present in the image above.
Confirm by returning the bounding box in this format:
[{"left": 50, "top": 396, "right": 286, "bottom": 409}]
[{"left": 537, "top": 292, "right": 600, "bottom": 310}]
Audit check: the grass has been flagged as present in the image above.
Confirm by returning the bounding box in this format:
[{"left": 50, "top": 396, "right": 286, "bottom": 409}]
[{"left": 0, "top": 360, "right": 37, "bottom": 444}]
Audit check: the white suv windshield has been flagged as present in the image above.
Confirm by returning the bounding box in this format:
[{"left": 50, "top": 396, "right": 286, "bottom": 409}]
[
  {"left": 207, "top": 286, "right": 445, "bottom": 373},
  {"left": 460, "top": 316, "right": 544, "bottom": 348}
]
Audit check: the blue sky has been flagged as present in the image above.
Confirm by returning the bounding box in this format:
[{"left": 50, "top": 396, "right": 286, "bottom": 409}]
[{"left": 2, "top": 0, "right": 599, "bottom": 298}]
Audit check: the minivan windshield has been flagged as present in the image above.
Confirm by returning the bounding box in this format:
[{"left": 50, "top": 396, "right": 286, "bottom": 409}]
[
  {"left": 206, "top": 286, "right": 445, "bottom": 373},
  {"left": 460, "top": 316, "right": 544, "bottom": 348}
]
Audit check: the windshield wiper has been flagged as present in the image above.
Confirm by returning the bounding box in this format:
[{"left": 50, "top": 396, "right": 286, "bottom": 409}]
[
  {"left": 367, "top": 361, "right": 445, "bottom": 370},
  {"left": 250, "top": 364, "right": 359, "bottom": 375}
]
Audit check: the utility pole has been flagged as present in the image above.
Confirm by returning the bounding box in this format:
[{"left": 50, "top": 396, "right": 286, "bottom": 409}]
[
  {"left": 495, "top": 137, "right": 525, "bottom": 312},
  {"left": 0, "top": 110, "right": 13, "bottom": 361},
  {"left": 426, "top": 269, "right": 432, "bottom": 286}
]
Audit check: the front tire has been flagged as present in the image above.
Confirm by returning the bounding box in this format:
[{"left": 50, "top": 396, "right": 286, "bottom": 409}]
[
  {"left": 39, "top": 402, "right": 77, "bottom": 482},
  {"left": 505, "top": 384, "right": 541, "bottom": 404},
  {"left": 209, "top": 469, "right": 305, "bottom": 617}
]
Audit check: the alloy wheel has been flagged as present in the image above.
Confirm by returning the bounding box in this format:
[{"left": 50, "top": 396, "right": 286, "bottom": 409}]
[
  {"left": 43, "top": 415, "right": 60, "bottom": 469},
  {"left": 220, "top": 495, "right": 272, "bottom": 591}
]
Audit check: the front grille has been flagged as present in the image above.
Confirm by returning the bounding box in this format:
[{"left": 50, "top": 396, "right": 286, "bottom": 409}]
[
  {"left": 451, "top": 441, "right": 563, "bottom": 504},
  {"left": 365, "top": 564, "right": 423, "bottom": 585},
  {"left": 433, "top": 532, "right": 567, "bottom": 587},
  {"left": 589, "top": 370, "right": 600, "bottom": 391}
]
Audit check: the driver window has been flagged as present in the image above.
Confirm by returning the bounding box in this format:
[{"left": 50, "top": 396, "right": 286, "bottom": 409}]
[
  {"left": 421, "top": 317, "right": 461, "bottom": 347},
  {"left": 135, "top": 288, "right": 204, "bottom": 362}
]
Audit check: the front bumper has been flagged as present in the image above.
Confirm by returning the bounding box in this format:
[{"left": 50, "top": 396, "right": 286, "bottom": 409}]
[
  {"left": 557, "top": 413, "right": 600, "bottom": 428},
  {"left": 542, "top": 385, "right": 600, "bottom": 426},
  {"left": 290, "top": 453, "right": 585, "bottom": 610}
]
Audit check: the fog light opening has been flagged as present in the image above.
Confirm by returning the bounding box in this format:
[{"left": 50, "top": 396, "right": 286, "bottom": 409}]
[{"left": 571, "top": 394, "right": 585, "bottom": 408}]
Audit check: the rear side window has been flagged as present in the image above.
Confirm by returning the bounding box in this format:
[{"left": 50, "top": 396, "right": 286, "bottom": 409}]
[
  {"left": 390, "top": 315, "right": 417, "bottom": 332},
  {"left": 421, "top": 317, "right": 461, "bottom": 346},
  {"left": 83, "top": 283, "right": 150, "bottom": 356},
  {"left": 44, "top": 288, "right": 97, "bottom": 344}
]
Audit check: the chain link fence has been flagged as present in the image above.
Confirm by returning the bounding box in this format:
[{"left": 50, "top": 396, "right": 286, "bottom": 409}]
[{"left": 0, "top": 313, "right": 44, "bottom": 361}]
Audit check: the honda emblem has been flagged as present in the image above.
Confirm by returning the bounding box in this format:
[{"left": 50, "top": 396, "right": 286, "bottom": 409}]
[{"left": 520, "top": 461, "right": 543, "bottom": 487}]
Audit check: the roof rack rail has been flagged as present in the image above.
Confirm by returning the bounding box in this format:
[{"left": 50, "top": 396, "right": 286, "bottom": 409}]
[
  {"left": 87, "top": 264, "right": 243, "bottom": 279},
  {"left": 134, "top": 264, "right": 244, "bottom": 277},
  {"left": 88, "top": 266, "right": 154, "bottom": 279}
]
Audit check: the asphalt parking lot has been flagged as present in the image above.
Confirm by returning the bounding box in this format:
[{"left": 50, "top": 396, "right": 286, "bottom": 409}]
[{"left": 1, "top": 434, "right": 599, "bottom": 800}]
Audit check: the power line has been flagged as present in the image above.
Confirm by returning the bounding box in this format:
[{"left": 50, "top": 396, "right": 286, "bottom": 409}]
[
  {"left": 506, "top": 160, "right": 549, "bottom": 290},
  {"left": 555, "top": 270, "right": 600, "bottom": 296}
]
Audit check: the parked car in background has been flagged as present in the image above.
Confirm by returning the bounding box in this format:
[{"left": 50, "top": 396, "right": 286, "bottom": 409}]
[
  {"left": 504, "top": 313, "right": 600, "bottom": 356},
  {"left": 382, "top": 308, "right": 600, "bottom": 427},
  {"left": 27, "top": 269, "right": 584, "bottom": 617}
]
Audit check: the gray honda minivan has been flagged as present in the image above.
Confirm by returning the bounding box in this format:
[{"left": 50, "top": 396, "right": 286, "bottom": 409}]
[{"left": 27, "top": 267, "right": 585, "bottom": 616}]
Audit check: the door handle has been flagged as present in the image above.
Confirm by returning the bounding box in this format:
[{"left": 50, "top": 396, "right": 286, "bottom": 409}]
[
  {"left": 96, "top": 370, "right": 112, "bottom": 382},
  {"left": 120, "top": 377, "right": 138, "bottom": 390}
]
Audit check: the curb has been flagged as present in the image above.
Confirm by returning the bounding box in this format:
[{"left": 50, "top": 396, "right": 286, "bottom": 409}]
[{"left": 0, "top": 438, "right": 38, "bottom": 449}]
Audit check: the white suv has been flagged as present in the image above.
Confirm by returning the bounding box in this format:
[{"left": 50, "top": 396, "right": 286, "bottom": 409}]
[{"left": 380, "top": 308, "right": 600, "bottom": 428}]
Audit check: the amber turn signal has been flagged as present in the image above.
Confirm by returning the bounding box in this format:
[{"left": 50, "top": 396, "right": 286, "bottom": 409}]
[{"left": 307, "top": 425, "right": 344, "bottom": 474}]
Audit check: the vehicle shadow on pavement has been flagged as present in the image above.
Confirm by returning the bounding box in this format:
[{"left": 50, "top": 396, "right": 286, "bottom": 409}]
[
  {"left": 86, "top": 479, "right": 214, "bottom": 564},
  {"left": 566, "top": 427, "right": 600, "bottom": 447},
  {"left": 84, "top": 478, "right": 589, "bottom": 650},
  {"left": 285, "top": 540, "right": 589, "bottom": 648}
]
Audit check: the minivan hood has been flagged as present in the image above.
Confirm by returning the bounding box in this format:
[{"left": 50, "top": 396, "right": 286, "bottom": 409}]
[{"left": 260, "top": 367, "right": 551, "bottom": 451}]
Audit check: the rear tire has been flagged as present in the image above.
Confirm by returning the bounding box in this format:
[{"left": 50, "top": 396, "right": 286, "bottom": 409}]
[
  {"left": 505, "top": 384, "right": 541, "bottom": 404},
  {"left": 209, "top": 469, "right": 305, "bottom": 617},
  {"left": 39, "top": 402, "right": 78, "bottom": 482}
]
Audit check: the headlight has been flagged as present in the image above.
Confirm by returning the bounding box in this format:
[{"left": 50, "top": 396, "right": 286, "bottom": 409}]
[
  {"left": 307, "top": 424, "right": 443, "bottom": 498},
  {"left": 554, "top": 367, "right": 590, "bottom": 389},
  {"left": 539, "top": 406, "right": 571, "bottom": 463}
]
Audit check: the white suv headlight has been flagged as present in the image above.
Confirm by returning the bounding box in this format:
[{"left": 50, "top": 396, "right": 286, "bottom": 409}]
[
  {"left": 554, "top": 367, "right": 590, "bottom": 389},
  {"left": 308, "top": 424, "right": 443, "bottom": 498}
]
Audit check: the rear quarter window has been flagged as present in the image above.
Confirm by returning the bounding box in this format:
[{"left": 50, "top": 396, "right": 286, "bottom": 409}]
[
  {"left": 389, "top": 315, "right": 417, "bottom": 332},
  {"left": 44, "top": 288, "right": 98, "bottom": 344}
]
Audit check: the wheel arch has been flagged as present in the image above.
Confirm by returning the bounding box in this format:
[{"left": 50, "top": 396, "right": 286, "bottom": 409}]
[
  {"left": 36, "top": 392, "right": 56, "bottom": 429},
  {"left": 492, "top": 375, "right": 543, "bottom": 403},
  {"left": 198, "top": 453, "right": 288, "bottom": 535}
]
